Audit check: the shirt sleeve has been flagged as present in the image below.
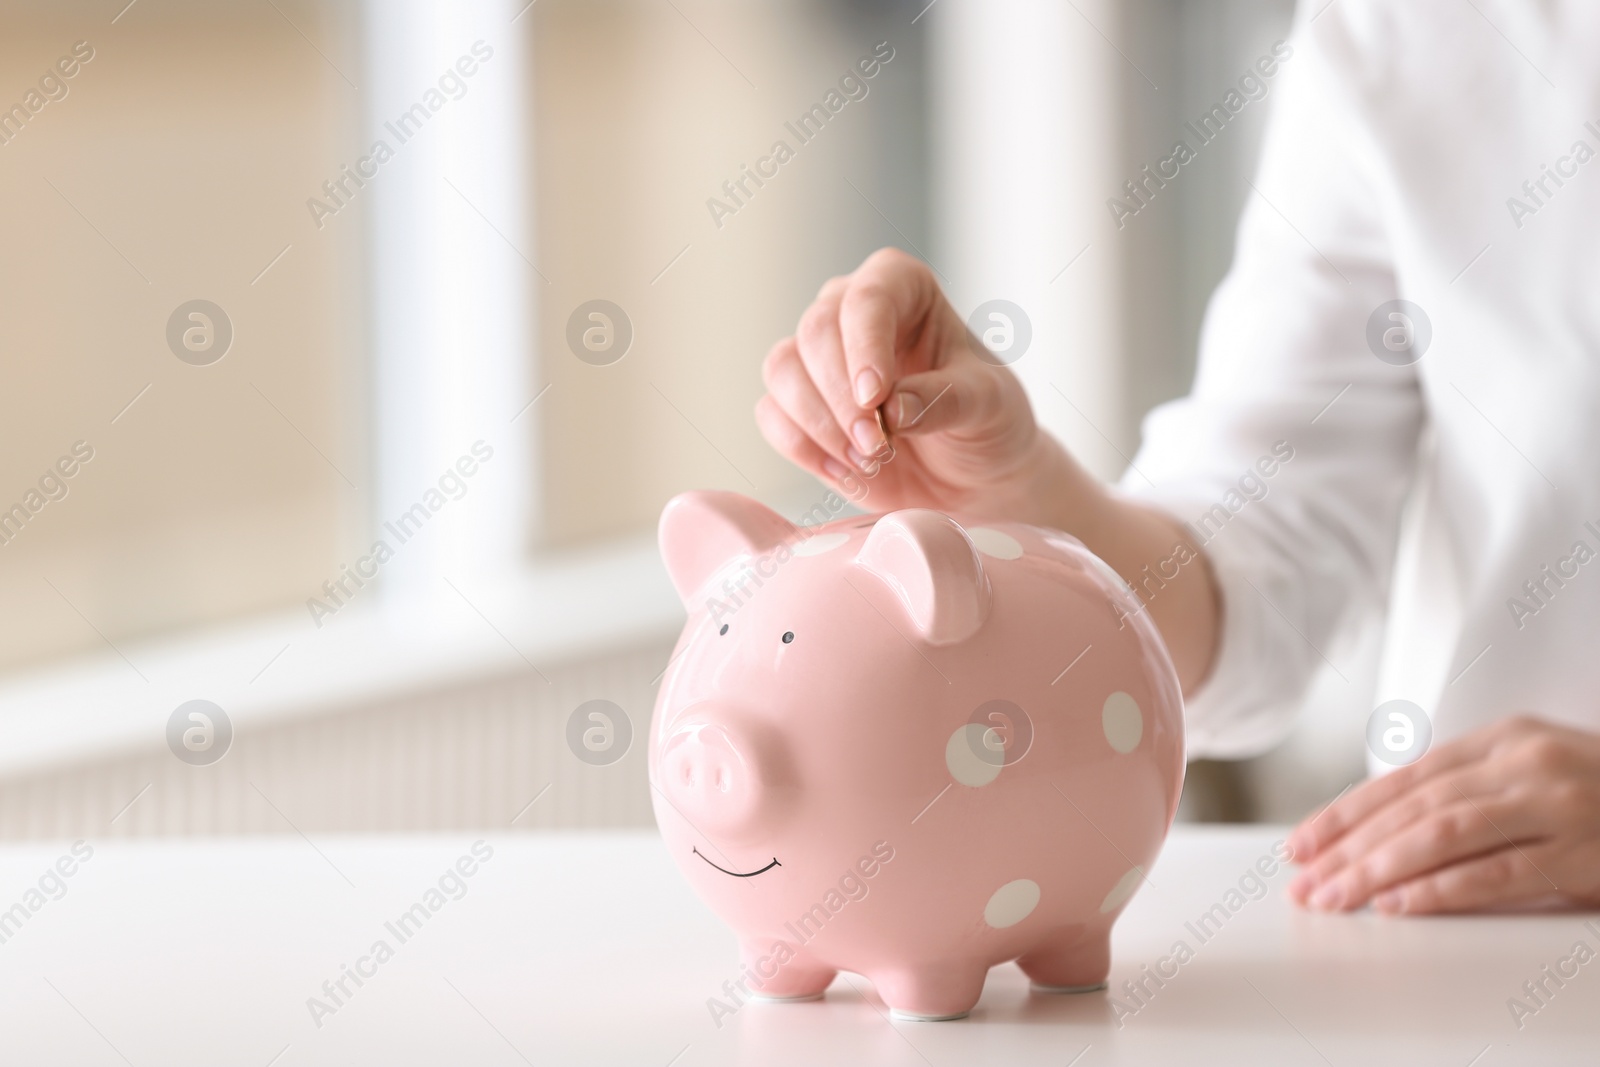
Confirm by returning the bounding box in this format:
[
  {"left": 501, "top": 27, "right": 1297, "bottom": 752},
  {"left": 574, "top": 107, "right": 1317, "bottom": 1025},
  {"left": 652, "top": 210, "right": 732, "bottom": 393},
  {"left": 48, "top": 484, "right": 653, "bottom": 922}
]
[{"left": 1120, "top": 13, "right": 1424, "bottom": 758}]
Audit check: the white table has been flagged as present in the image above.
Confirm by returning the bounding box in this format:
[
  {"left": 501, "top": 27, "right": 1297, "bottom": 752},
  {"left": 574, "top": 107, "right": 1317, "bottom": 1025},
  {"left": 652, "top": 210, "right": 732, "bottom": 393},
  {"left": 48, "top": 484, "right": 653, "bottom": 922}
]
[{"left": 0, "top": 826, "right": 1595, "bottom": 1065}]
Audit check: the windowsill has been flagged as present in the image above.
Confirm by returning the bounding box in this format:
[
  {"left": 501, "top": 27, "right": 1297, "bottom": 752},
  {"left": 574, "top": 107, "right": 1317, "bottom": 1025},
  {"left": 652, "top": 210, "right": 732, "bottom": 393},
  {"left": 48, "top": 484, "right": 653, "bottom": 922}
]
[{"left": 0, "top": 534, "right": 685, "bottom": 778}]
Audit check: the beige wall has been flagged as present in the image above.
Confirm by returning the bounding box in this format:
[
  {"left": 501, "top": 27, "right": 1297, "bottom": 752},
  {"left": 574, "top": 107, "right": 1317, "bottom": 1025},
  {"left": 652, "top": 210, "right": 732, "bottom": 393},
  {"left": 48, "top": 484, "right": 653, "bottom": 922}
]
[
  {"left": 0, "top": 1, "right": 364, "bottom": 673},
  {"left": 533, "top": 1, "right": 923, "bottom": 547}
]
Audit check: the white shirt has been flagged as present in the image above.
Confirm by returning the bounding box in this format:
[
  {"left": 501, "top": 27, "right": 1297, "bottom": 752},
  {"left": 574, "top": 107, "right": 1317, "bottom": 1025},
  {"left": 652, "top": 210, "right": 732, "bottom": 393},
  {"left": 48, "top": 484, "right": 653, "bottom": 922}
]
[{"left": 1125, "top": 0, "right": 1600, "bottom": 759}]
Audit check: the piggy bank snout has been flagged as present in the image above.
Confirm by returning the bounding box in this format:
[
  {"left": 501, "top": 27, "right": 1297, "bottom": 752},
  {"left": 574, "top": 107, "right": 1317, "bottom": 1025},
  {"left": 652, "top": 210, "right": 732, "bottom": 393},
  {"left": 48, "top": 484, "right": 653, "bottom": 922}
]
[{"left": 659, "top": 717, "right": 785, "bottom": 839}]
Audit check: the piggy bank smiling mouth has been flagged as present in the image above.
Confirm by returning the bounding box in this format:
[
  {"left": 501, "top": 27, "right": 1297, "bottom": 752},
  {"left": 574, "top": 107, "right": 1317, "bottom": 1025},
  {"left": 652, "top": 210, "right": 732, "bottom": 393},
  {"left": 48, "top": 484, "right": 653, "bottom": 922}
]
[{"left": 694, "top": 848, "right": 781, "bottom": 878}]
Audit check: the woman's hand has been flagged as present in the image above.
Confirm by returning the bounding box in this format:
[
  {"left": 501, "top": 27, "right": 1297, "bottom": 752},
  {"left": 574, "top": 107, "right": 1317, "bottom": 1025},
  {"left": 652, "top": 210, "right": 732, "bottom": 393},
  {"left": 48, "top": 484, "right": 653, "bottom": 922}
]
[
  {"left": 756, "top": 246, "right": 1222, "bottom": 692},
  {"left": 755, "top": 247, "right": 1065, "bottom": 524},
  {"left": 1286, "top": 715, "right": 1600, "bottom": 914}
]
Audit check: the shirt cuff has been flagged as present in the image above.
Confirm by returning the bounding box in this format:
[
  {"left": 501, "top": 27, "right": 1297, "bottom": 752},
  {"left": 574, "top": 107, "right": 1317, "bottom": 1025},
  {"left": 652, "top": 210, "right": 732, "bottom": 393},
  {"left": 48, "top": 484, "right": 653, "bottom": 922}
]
[{"left": 1117, "top": 482, "right": 1306, "bottom": 760}]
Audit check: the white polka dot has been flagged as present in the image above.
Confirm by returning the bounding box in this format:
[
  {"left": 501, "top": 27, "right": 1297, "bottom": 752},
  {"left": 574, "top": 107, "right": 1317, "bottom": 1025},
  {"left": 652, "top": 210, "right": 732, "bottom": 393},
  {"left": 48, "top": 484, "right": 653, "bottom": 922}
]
[
  {"left": 984, "top": 879, "right": 1041, "bottom": 928},
  {"left": 945, "top": 724, "right": 1004, "bottom": 787},
  {"left": 1102, "top": 691, "right": 1143, "bottom": 754},
  {"left": 1099, "top": 866, "right": 1143, "bottom": 914},
  {"left": 792, "top": 532, "right": 849, "bottom": 557},
  {"left": 966, "top": 527, "right": 1023, "bottom": 560}
]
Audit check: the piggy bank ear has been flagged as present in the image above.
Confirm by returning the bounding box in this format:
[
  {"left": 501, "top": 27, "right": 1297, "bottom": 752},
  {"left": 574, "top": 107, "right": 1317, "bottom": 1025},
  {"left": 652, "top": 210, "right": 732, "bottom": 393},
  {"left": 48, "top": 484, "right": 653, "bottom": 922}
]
[
  {"left": 854, "top": 510, "right": 991, "bottom": 646},
  {"left": 659, "top": 491, "right": 797, "bottom": 605}
]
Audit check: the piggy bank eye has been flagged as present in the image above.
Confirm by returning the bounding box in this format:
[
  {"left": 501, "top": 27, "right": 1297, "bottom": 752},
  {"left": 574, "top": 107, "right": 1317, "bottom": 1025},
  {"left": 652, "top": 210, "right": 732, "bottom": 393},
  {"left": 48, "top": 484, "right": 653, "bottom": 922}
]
[
  {"left": 719, "top": 624, "right": 729, "bottom": 636},
  {"left": 782, "top": 631, "right": 794, "bottom": 644}
]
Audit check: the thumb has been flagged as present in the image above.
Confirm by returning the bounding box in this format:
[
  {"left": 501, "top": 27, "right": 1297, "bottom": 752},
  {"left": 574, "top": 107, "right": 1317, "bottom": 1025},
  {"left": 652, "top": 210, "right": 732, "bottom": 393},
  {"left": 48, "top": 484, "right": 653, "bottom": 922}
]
[{"left": 883, "top": 368, "right": 973, "bottom": 436}]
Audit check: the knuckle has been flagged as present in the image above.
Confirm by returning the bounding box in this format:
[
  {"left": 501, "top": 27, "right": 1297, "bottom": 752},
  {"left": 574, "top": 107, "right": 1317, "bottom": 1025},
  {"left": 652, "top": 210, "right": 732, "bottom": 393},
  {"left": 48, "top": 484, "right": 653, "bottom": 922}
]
[
  {"left": 814, "top": 274, "right": 849, "bottom": 301},
  {"left": 761, "top": 340, "right": 797, "bottom": 386},
  {"left": 863, "top": 246, "right": 911, "bottom": 272},
  {"left": 863, "top": 247, "right": 932, "bottom": 286},
  {"left": 840, "top": 280, "right": 890, "bottom": 318},
  {"left": 1420, "top": 778, "right": 1463, "bottom": 813},
  {"left": 1488, "top": 850, "right": 1522, "bottom": 884},
  {"left": 1497, "top": 714, "right": 1540, "bottom": 743},
  {"left": 1548, "top": 779, "right": 1589, "bottom": 815},
  {"left": 1404, "top": 747, "right": 1445, "bottom": 778},
  {"left": 797, "top": 304, "right": 833, "bottom": 349},
  {"left": 1421, "top": 813, "right": 1461, "bottom": 851},
  {"left": 1455, "top": 803, "right": 1492, "bottom": 839},
  {"left": 1517, "top": 735, "right": 1567, "bottom": 772}
]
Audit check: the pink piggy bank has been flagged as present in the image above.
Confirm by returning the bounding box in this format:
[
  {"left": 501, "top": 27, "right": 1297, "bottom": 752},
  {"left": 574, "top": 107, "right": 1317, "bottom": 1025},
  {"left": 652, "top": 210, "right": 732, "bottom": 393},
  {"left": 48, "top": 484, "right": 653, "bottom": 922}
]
[{"left": 650, "top": 490, "right": 1184, "bottom": 1021}]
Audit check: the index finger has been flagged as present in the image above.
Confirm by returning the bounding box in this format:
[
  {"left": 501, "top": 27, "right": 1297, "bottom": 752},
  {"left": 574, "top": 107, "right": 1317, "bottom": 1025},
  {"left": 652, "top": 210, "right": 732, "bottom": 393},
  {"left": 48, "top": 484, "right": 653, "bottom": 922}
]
[{"left": 837, "top": 247, "right": 941, "bottom": 408}]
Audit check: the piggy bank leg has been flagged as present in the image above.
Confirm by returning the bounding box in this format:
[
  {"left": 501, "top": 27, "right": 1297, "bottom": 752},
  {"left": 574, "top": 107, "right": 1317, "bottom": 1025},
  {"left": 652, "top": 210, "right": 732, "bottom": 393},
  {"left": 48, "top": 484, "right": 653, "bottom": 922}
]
[
  {"left": 870, "top": 965, "right": 987, "bottom": 1021},
  {"left": 1019, "top": 924, "right": 1111, "bottom": 993},
  {"left": 743, "top": 942, "right": 836, "bottom": 1002}
]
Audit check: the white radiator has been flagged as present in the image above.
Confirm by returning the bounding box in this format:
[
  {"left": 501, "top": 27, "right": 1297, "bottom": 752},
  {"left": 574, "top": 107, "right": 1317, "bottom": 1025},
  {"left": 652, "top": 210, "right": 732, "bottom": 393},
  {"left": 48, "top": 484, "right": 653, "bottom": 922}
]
[{"left": 0, "top": 637, "right": 675, "bottom": 839}]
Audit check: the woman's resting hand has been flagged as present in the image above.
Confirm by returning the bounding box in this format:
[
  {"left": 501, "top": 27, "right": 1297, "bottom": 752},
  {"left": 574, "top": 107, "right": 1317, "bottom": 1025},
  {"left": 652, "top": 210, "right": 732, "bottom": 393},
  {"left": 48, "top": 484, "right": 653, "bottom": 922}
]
[{"left": 1286, "top": 715, "right": 1600, "bottom": 914}]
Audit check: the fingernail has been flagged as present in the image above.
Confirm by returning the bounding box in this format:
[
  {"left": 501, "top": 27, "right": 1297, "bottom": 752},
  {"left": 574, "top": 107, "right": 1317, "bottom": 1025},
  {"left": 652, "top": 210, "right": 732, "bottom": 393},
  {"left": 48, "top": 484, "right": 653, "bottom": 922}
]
[
  {"left": 1309, "top": 883, "right": 1344, "bottom": 911},
  {"left": 895, "top": 391, "right": 925, "bottom": 428},
  {"left": 1373, "top": 891, "right": 1402, "bottom": 915},
  {"left": 1286, "top": 873, "right": 1313, "bottom": 902},
  {"left": 822, "top": 457, "right": 852, "bottom": 483},
  {"left": 851, "top": 417, "right": 882, "bottom": 455},
  {"left": 854, "top": 368, "right": 883, "bottom": 406}
]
